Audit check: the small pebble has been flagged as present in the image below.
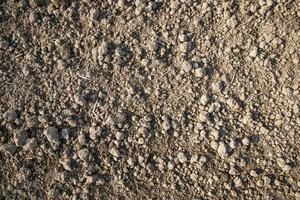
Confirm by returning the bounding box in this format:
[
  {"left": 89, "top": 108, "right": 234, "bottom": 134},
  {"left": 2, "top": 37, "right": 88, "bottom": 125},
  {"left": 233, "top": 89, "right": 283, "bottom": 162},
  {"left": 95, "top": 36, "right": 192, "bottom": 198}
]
[
  {"left": 3, "top": 110, "right": 18, "bottom": 123},
  {"left": 177, "top": 152, "right": 188, "bottom": 163},
  {"left": 78, "top": 148, "right": 90, "bottom": 162},
  {"left": 182, "top": 61, "right": 193, "bottom": 73},
  {"left": 249, "top": 46, "right": 258, "bottom": 58},
  {"left": 44, "top": 127, "right": 60, "bottom": 145},
  {"left": 179, "top": 42, "right": 192, "bottom": 53},
  {"left": 14, "top": 130, "right": 28, "bottom": 147},
  {"left": 242, "top": 137, "right": 250, "bottom": 146},
  {"left": 90, "top": 8, "right": 100, "bottom": 21},
  {"left": 109, "top": 147, "right": 121, "bottom": 158},
  {"left": 23, "top": 138, "right": 38, "bottom": 151},
  {"left": 217, "top": 142, "right": 228, "bottom": 157},
  {"left": 1, "top": 143, "right": 17, "bottom": 155}
]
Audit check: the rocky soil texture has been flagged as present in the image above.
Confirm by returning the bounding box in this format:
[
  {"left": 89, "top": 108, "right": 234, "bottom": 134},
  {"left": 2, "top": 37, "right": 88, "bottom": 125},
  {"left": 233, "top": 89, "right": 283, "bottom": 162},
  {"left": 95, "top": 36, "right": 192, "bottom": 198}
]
[{"left": 0, "top": 0, "right": 300, "bottom": 199}]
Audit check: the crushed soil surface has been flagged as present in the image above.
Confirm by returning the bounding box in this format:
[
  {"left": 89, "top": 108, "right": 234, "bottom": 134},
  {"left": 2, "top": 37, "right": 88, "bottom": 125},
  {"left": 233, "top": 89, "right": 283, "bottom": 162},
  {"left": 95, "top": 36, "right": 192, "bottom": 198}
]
[{"left": 0, "top": 0, "right": 300, "bottom": 199}]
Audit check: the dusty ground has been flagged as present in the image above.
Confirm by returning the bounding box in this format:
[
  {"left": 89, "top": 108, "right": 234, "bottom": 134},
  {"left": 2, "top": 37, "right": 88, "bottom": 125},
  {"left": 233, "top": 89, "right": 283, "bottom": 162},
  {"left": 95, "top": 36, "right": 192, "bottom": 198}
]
[{"left": 0, "top": 0, "right": 300, "bottom": 199}]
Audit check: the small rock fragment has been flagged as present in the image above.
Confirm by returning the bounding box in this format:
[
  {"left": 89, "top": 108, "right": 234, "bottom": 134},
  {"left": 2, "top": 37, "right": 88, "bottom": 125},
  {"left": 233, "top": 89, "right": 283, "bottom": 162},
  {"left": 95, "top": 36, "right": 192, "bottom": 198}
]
[
  {"left": 1, "top": 143, "right": 17, "bottom": 155},
  {"left": 14, "top": 130, "right": 28, "bottom": 147},
  {"left": 44, "top": 127, "right": 60, "bottom": 145},
  {"left": 217, "top": 142, "right": 229, "bottom": 157},
  {"left": 211, "top": 129, "right": 220, "bottom": 140},
  {"left": 227, "top": 16, "right": 238, "bottom": 28},
  {"left": 86, "top": 175, "right": 99, "bottom": 184},
  {"left": 179, "top": 42, "right": 192, "bottom": 53},
  {"left": 22, "top": 66, "right": 31, "bottom": 76},
  {"left": 29, "top": 11, "right": 39, "bottom": 23},
  {"left": 178, "top": 152, "right": 188, "bottom": 163},
  {"left": 98, "top": 41, "right": 109, "bottom": 56},
  {"left": 89, "top": 126, "right": 102, "bottom": 140},
  {"left": 277, "top": 158, "right": 292, "bottom": 172},
  {"left": 194, "top": 67, "right": 206, "bottom": 78},
  {"left": 242, "top": 137, "right": 250, "bottom": 146},
  {"left": 57, "top": 60, "right": 67, "bottom": 70},
  {"left": 250, "top": 170, "right": 258, "bottom": 177},
  {"left": 249, "top": 46, "right": 258, "bottom": 58},
  {"left": 90, "top": 8, "right": 100, "bottom": 21},
  {"left": 182, "top": 61, "right": 193, "bottom": 73},
  {"left": 109, "top": 147, "right": 121, "bottom": 158},
  {"left": 3, "top": 110, "right": 18, "bottom": 122},
  {"left": 190, "top": 155, "right": 198, "bottom": 163},
  {"left": 78, "top": 148, "right": 90, "bottom": 162},
  {"left": 115, "top": 131, "right": 125, "bottom": 140},
  {"left": 229, "top": 139, "right": 237, "bottom": 149},
  {"left": 234, "top": 177, "right": 243, "bottom": 187},
  {"left": 61, "top": 159, "right": 73, "bottom": 171},
  {"left": 211, "top": 140, "right": 219, "bottom": 150},
  {"left": 211, "top": 81, "right": 224, "bottom": 92},
  {"left": 162, "top": 117, "right": 172, "bottom": 131},
  {"left": 61, "top": 128, "right": 72, "bottom": 141},
  {"left": 23, "top": 138, "right": 38, "bottom": 151},
  {"left": 200, "top": 93, "right": 210, "bottom": 106}
]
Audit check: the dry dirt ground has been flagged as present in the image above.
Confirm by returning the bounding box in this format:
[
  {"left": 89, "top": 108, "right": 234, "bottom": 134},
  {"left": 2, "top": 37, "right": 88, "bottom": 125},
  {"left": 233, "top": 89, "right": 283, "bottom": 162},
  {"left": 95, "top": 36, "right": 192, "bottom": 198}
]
[{"left": 0, "top": 0, "right": 300, "bottom": 199}]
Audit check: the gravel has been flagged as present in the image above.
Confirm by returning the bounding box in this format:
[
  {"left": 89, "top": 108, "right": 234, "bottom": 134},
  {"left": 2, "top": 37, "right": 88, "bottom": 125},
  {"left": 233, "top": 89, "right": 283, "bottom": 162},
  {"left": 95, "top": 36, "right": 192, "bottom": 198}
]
[{"left": 0, "top": 0, "right": 299, "bottom": 199}]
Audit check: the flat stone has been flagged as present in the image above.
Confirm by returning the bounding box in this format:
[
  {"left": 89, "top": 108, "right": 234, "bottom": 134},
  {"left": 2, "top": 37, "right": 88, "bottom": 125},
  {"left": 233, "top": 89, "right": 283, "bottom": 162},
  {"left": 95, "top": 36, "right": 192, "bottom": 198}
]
[
  {"left": 44, "top": 127, "right": 60, "bottom": 145},
  {"left": 3, "top": 110, "right": 17, "bottom": 123},
  {"left": 14, "top": 130, "right": 28, "bottom": 147},
  {"left": 1, "top": 143, "right": 17, "bottom": 155}
]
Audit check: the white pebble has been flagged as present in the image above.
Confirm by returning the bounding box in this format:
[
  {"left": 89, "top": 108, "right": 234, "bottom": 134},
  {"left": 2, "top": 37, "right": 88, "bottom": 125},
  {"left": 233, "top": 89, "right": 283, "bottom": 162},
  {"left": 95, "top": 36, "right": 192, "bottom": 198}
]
[
  {"left": 200, "top": 93, "right": 210, "bottom": 106},
  {"left": 109, "top": 147, "right": 121, "bottom": 158},
  {"left": 182, "top": 61, "right": 193, "bottom": 73},
  {"left": 194, "top": 67, "right": 206, "bottom": 78},
  {"left": 249, "top": 46, "right": 258, "bottom": 58},
  {"left": 179, "top": 42, "right": 192, "bottom": 53},
  {"left": 229, "top": 139, "right": 237, "bottom": 149},
  {"left": 217, "top": 142, "right": 228, "bottom": 157},
  {"left": 177, "top": 152, "right": 188, "bottom": 163},
  {"left": 242, "top": 137, "right": 250, "bottom": 146}
]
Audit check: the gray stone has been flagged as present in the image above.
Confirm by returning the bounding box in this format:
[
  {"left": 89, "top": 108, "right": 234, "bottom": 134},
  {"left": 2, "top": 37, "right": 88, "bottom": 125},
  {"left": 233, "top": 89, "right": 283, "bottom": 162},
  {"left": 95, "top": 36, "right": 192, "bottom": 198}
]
[
  {"left": 44, "top": 127, "right": 60, "bottom": 145},
  {"left": 14, "top": 130, "right": 28, "bottom": 147},
  {"left": 1, "top": 143, "right": 17, "bottom": 155},
  {"left": 3, "top": 110, "right": 17, "bottom": 122}
]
